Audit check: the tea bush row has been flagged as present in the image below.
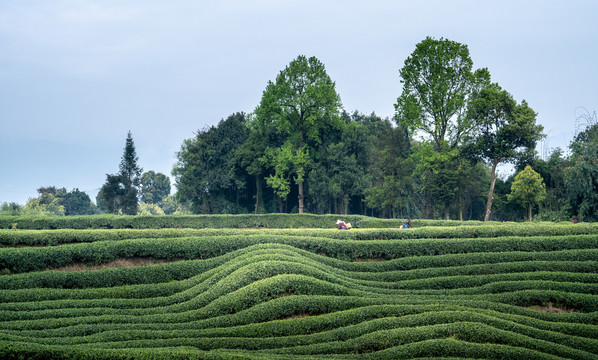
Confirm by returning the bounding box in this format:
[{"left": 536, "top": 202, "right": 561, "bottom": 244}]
[
  {"left": 0, "top": 214, "right": 504, "bottom": 230},
  {"left": 2, "top": 233, "right": 598, "bottom": 273},
  {"left": 1, "top": 311, "right": 596, "bottom": 359},
  {"left": 1, "top": 243, "right": 596, "bottom": 307},
  {"left": 2, "top": 268, "right": 597, "bottom": 324},
  {"left": 1, "top": 251, "right": 596, "bottom": 312},
  {"left": 7, "top": 303, "right": 596, "bottom": 345},
  {"left": 3, "top": 223, "right": 598, "bottom": 247},
  {"left": 1, "top": 320, "right": 594, "bottom": 359},
  {"left": 2, "top": 243, "right": 596, "bottom": 291}
]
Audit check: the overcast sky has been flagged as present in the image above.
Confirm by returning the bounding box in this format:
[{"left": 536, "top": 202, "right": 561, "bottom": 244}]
[{"left": 1, "top": 0, "right": 596, "bottom": 205}]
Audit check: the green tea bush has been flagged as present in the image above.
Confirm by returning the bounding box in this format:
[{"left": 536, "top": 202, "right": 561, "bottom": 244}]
[
  {"left": 3, "top": 223, "right": 597, "bottom": 247},
  {"left": 1, "top": 219, "right": 597, "bottom": 359},
  {"left": 0, "top": 214, "right": 516, "bottom": 230}
]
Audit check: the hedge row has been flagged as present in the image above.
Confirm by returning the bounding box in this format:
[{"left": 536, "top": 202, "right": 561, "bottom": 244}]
[
  {"left": 0, "top": 338, "right": 586, "bottom": 360},
  {"left": 3, "top": 223, "right": 598, "bottom": 247},
  {"left": 1, "top": 298, "right": 597, "bottom": 359},
  {"left": 1, "top": 221, "right": 596, "bottom": 359},
  {"left": 2, "top": 319, "right": 595, "bottom": 359},
  {"left": 2, "top": 233, "right": 597, "bottom": 274},
  {"left": 1, "top": 252, "right": 596, "bottom": 312},
  {"left": 1, "top": 259, "right": 597, "bottom": 322},
  {"left": 2, "top": 293, "right": 596, "bottom": 358},
  {"left": 0, "top": 263, "right": 598, "bottom": 320},
  {"left": 1, "top": 241, "right": 596, "bottom": 302},
  {"left": 2, "top": 243, "right": 596, "bottom": 291},
  {"left": 5, "top": 302, "right": 596, "bottom": 345},
  {"left": 0, "top": 214, "right": 506, "bottom": 230}
]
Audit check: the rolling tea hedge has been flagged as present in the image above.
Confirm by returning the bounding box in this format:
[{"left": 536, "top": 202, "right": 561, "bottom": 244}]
[{"left": 0, "top": 215, "right": 596, "bottom": 359}]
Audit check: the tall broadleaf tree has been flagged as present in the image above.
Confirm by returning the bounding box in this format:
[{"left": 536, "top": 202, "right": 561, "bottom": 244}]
[
  {"left": 235, "top": 112, "right": 284, "bottom": 214},
  {"left": 254, "top": 55, "right": 342, "bottom": 213},
  {"left": 394, "top": 37, "right": 490, "bottom": 219},
  {"left": 395, "top": 36, "right": 490, "bottom": 150},
  {"left": 464, "top": 83, "right": 544, "bottom": 221}
]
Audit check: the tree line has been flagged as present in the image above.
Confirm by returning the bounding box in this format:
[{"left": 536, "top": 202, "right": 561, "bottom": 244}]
[{"left": 2, "top": 37, "right": 597, "bottom": 222}]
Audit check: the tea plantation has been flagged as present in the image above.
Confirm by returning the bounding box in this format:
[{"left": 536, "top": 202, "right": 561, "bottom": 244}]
[{"left": 0, "top": 214, "right": 597, "bottom": 359}]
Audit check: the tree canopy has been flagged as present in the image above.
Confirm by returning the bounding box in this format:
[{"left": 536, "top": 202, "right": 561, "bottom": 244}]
[
  {"left": 97, "top": 131, "right": 142, "bottom": 215},
  {"left": 14, "top": 41, "right": 598, "bottom": 223},
  {"left": 172, "top": 113, "right": 249, "bottom": 214},
  {"left": 508, "top": 165, "right": 546, "bottom": 222},
  {"left": 140, "top": 171, "right": 171, "bottom": 206},
  {"left": 565, "top": 123, "right": 598, "bottom": 221},
  {"left": 395, "top": 36, "right": 490, "bottom": 149},
  {"left": 464, "top": 83, "right": 544, "bottom": 221},
  {"left": 255, "top": 55, "right": 342, "bottom": 213}
]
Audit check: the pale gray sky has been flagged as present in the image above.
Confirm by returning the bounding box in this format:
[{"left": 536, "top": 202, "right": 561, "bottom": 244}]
[{"left": 1, "top": 0, "right": 596, "bottom": 204}]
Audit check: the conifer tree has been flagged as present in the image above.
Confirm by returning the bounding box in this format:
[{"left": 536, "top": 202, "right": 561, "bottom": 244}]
[
  {"left": 97, "top": 131, "right": 142, "bottom": 215},
  {"left": 119, "top": 131, "right": 142, "bottom": 215}
]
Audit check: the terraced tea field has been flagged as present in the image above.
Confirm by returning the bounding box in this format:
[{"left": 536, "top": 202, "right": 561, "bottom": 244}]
[{"left": 0, "top": 215, "right": 597, "bottom": 359}]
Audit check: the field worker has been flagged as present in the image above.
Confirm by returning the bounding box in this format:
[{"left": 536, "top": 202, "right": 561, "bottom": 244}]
[{"left": 336, "top": 220, "right": 348, "bottom": 230}]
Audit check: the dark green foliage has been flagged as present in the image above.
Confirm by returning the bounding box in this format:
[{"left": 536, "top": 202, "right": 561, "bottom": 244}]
[
  {"left": 0, "top": 202, "right": 22, "bottom": 216},
  {"left": 173, "top": 113, "right": 250, "bottom": 214},
  {"left": 97, "top": 132, "right": 142, "bottom": 215},
  {"left": 96, "top": 174, "right": 126, "bottom": 214},
  {"left": 533, "top": 149, "right": 571, "bottom": 221},
  {"left": 364, "top": 120, "right": 414, "bottom": 218},
  {"left": 566, "top": 123, "right": 598, "bottom": 221},
  {"left": 63, "top": 188, "right": 95, "bottom": 216},
  {"left": 140, "top": 171, "right": 171, "bottom": 205}
]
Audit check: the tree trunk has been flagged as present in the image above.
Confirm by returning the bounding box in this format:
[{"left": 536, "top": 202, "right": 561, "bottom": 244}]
[
  {"left": 344, "top": 198, "right": 348, "bottom": 215},
  {"left": 468, "top": 201, "right": 473, "bottom": 220},
  {"left": 297, "top": 134, "right": 305, "bottom": 214},
  {"left": 254, "top": 176, "right": 260, "bottom": 214},
  {"left": 444, "top": 206, "right": 450, "bottom": 220},
  {"left": 484, "top": 159, "right": 499, "bottom": 222},
  {"left": 277, "top": 195, "right": 283, "bottom": 213},
  {"left": 298, "top": 181, "right": 304, "bottom": 214},
  {"left": 528, "top": 203, "right": 533, "bottom": 222}
]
